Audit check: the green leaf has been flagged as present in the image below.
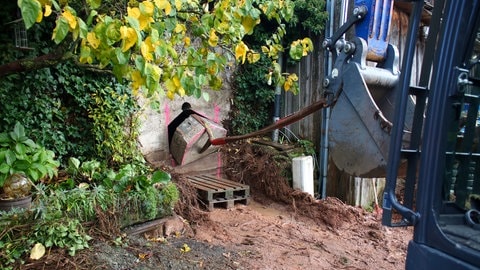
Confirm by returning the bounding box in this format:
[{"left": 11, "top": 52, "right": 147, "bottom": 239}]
[
  {"left": 289, "top": 43, "right": 303, "bottom": 60},
  {"left": 77, "top": 18, "right": 88, "bottom": 39},
  {"left": 23, "top": 139, "right": 37, "bottom": 148},
  {"left": 0, "top": 133, "right": 10, "bottom": 143},
  {"left": 151, "top": 170, "right": 171, "bottom": 184},
  {"left": 5, "top": 150, "right": 16, "bottom": 166},
  {"left": 0, "top": 163, "right": 10, "bottom": 174},
  {"left": 53, "top": 16, "right": 70, "bottom": 44},
  {"left": 86, "top": 10, "right": 98, "bottom": 26},
  {"left": 11, "top": 122, "right": 25, "bottom": 141},
  {"left": 202, "top": 92, "right": 210, "bottom": 102},
  {"left": 105, "top": 21, "right": 121, "bottom": 45},
  {"left": 15, "top": 143, "right": 27, "bottom": 155},
  {"left": 18, "top": 0, "right": 41, "bottom": 29},
  {"left": 28, "top": 169, "right": 40, "bottom": 181},
  {"left": 115, "top": 48, "right": 129, "bottom": 65},
  {"left": 68, "top": 157, "right": 81, "bottom": 170},
  {"left": 87, "top": 0, "right": 101, "bottom": 9}
]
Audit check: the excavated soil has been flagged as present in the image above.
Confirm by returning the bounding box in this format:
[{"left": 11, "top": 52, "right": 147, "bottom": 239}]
[{"left": 16, "top": 141, "right": 412, "bottom": 270}]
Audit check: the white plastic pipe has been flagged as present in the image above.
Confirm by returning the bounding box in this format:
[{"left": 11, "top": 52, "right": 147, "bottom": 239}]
[{"left": 292, "top": 156, "right": 314, "bottom": 196}]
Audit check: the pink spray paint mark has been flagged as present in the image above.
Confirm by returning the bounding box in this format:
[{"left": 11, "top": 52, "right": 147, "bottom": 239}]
[
  {"left": 164, "top": 103, "right": 171, "bottom": 124},
  {"left": 213, "top": 104, "right": 221, "bottom": 123}
]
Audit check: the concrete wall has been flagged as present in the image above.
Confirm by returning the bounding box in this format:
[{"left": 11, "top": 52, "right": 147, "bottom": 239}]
[{"left": 138, "top": 69, "right": 234, "bottom": 164}]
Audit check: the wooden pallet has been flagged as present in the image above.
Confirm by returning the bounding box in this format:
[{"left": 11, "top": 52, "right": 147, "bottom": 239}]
[{"left": 186, "top": 174, "right": 250, "bottom": 211}]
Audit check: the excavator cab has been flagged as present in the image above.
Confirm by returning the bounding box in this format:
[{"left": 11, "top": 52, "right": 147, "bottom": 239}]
[
  {"left": 327, "top": 0, "right": 480, "bottom": 268},
  {"left": 378, "top": 0, "right": 480, "bottom": 269}
]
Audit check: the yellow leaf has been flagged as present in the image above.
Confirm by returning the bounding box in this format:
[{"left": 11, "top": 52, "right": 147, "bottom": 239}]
[
  {"left": 301, "top": 37, "right": 314, "bottom": 56},
  {"left": 284, "top": 74, "right": 298, "bottom": 91},
  {"left": 87, "top": 32, "right": 100, "bottom": 49},
  {"left": 242, "top": 16, "right": 259, "bottom": 35},
  {"left": 140, "top": 37, "right": 153, "bottom": 62},
  {"left": 30, "top": 243, "right": 46, "bottom": 260},
  {"left": 208, "top": 29, "right": 218, "bottom": 47},
  {"left": 235, "top": 41, "right": 248, "bottom": 64},
  {"left": 44, "top": 4, "right": 52, "bottom": 17},
  {"left": 154, "top": 0, "right": 172, "bottom": 15},
  {"left": 172, "top": 75, "right": 181, "bottom": 88},
  {"left": 166, "top": 90, "right": 175, "bottom": 100},
  {"left": 79, "top": 45, "right": 93, "bottom": 64},
  {"left": 120, "top": 26, "right": 137, "bottom": 52},
  {"left": 63, "top": 9, "right": 77, "bottom": 29},
  {"left": 247, "top": 52, "right": 260, "bottom": 63},
  {"left": 165, "top": 78, "right": 176, "bottom": 92},
  {"left": 175, "top": 0, "right": 182, "bottom": 10},
  {"left": 138, "top": 253, "right": 151, "bottom": 260},
  {"left": 131, "top": 70, "right": 145, "bottom": 92},
  {"left": 138, "top": 15, "right": 153, "bottom": 30},
  {"left": 128, "top": 7, "right": 141, "bottom": 19},
  {"left": 218, "top": 22, "right": 230, "bottom": 33},
  {"left": 144, "top": 36, "right": 155, "bottom": 51},
  {"left": 174, "top": 23, "right": 186, "bottom": 34},
  {"left": 177, "top": 87, "right": 185, "bottom": 97},
  {"left": 180, "top": 243, "right": 191, "bottom": 253},
  {"left": 141, "top": 42, "right": 153, "bottom": 62},
  {"left": 36, "top": 9, "right": 43, "bottom": 23},
  {"left": 183, "top": 36, "right": 191, "bottom": 46},
  {"left": 140, "top": 1, "right": 155, "bottom": 16}
]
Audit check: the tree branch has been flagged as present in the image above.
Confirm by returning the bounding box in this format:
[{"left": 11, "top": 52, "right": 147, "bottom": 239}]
[{"left": 0, "top": 51, "right": 73, "bottom": 77}]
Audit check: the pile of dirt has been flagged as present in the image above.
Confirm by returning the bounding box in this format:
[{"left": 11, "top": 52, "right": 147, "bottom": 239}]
[{"left": 222, "top": 141, "right": 361, "bottom": 228}]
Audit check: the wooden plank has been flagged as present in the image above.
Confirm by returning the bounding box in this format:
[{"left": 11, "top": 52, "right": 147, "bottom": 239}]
[{"left": 123, "top": 217, "right": 169, "bottom": 236}]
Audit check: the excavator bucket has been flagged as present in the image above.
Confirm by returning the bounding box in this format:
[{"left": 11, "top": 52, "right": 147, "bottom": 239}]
[{"left": 328, "top": 41, "right": 415, "bottom": 178}]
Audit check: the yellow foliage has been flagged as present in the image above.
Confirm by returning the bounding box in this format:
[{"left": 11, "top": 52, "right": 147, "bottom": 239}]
[
  {"left": 284, "top": 73, "right": 298, "bottom": 91},
  {"left": 63, "top": 9, "right": 77, "bottom": 29},
  {"left": 242, "top": 16, "right": 259, "bottom": 35},
  {"left": 174, "top": 23, "right": 186, "bottom": 34},
  {"left": 247, "top": 52, "right": 260, "bottom": 63},
  {"left": 140, "top": 1, "right": 155, "bottom": 16},
  {"left": 175, "top": 0, "right": 182, "bottom": 10},
  {"left": 36, "top": 9, "right": 43, "bottom": 23},
  {"left": 138, "top": 14, "right": 153, "bottom": 30},
  {"left": 131, "top": 70, "right": 145, "bottom": 93},
  {"left": 301, "top": 37, "right": 314, "bottom": 56},
  {"left": 154, "top": 0, "right": 172, "bottom": 15},
  {"left": 120, "top": 26, "right": 137, "bottom": 52},
  {"left": 127, "top": 7, "right": 141, "bottom": 19},
  {"left": 87, "top": 32, "right": 100, "bottom": 49},
  {"left": 172, "top": 75, "right": 181, "bottom": 88},
  {"left": 235, "top": 41, "right": 248, "bottom": 64},
  {"left": 183, "top": 36, "right": 191, "bottom": 46},
  {"left": 166, "top": 90, "right": 175, "bottom": 100},
  {"left": 180, "top": 243, "right": 191, "bottom": 253},
  {"left": 44, "top": 4, "right": 52, "bottom": 17},
  {"left": 177, "top": 87, "right": 185, "bottom": 97},
  {"left": 208, "top": 29, "right": 218, "bottom": 47},
  {"left": 79, "top": 45, "right": 93, "bottom": 64},
  {"left": 141, "top": 42, "right": 153, "bottom": 62}
]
